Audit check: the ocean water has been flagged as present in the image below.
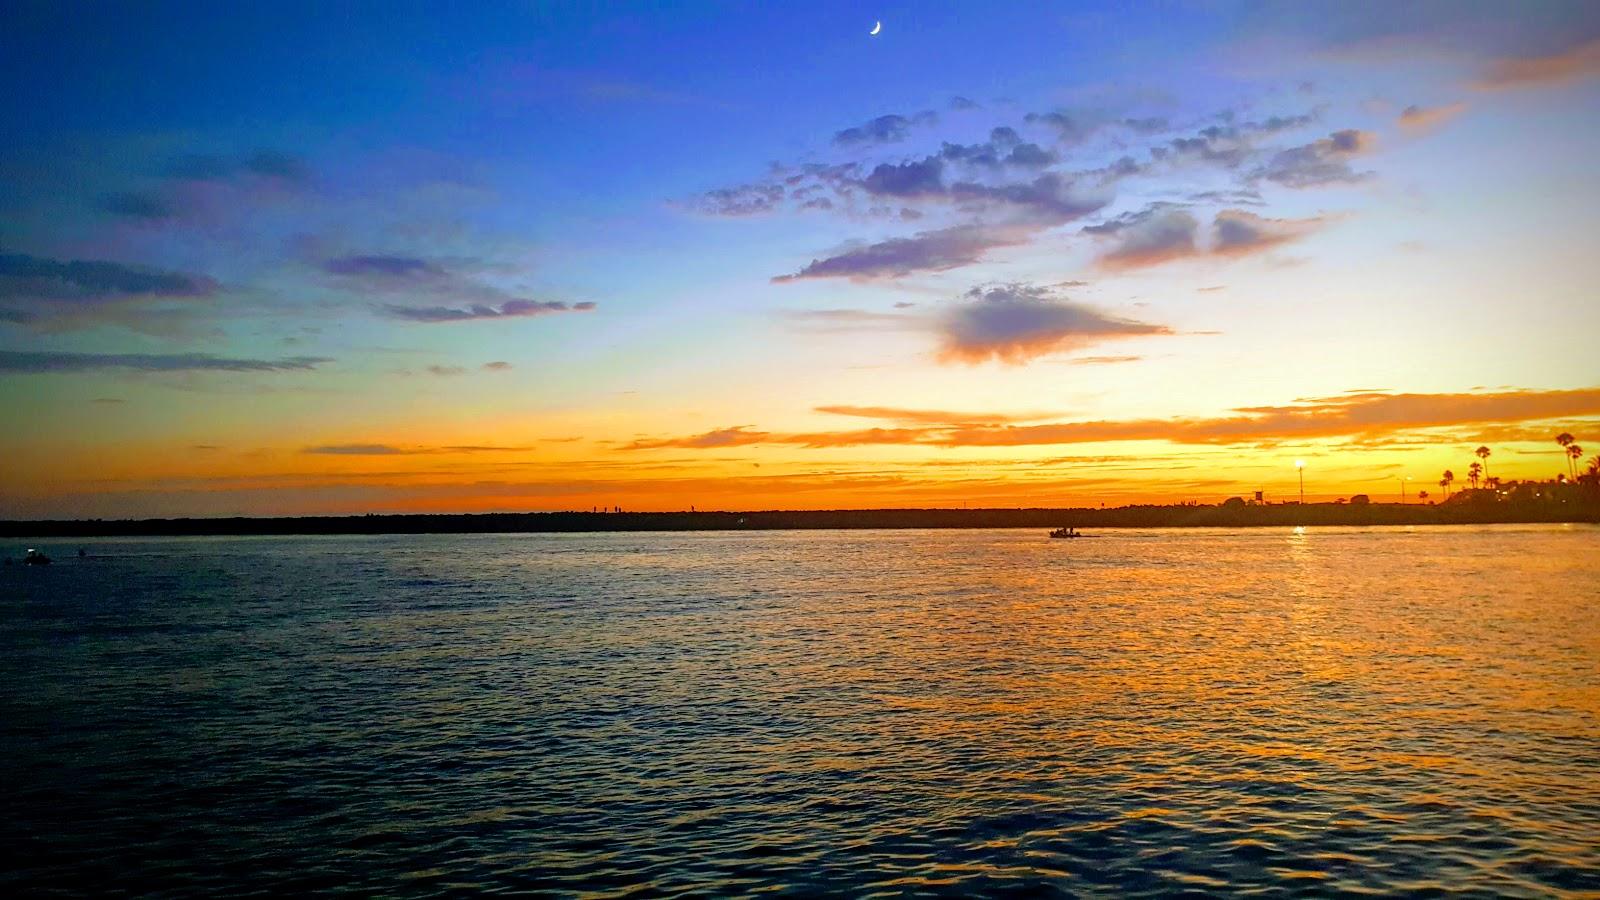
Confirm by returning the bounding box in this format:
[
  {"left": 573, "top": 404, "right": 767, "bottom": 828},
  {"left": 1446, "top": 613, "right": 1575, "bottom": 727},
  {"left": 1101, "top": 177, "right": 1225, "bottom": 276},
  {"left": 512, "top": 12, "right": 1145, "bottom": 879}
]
[{"left": 2, "top": 525, "right": 1598, "bottom": 897}]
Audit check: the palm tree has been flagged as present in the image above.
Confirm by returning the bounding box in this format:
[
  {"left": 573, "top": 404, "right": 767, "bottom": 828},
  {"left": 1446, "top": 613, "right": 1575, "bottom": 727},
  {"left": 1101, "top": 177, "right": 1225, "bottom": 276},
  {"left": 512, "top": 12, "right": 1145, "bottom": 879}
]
[
  {"left": 1568, "top": 444, "right": 1584, "bottom": 478},
  {"left": 1418, "top": 490, "right": 1430, "bottom": 502},
  {"left": 1487, "top": 476, "right": 1501, "bottom": 492},
  {"left": 1475, "top": 445, "right": 1491, "bottom": 481},
  {"left": 1557, "top": 432, "right": 1576, "bottom": 479},
  {"left": 1467, "top": 461, "right": 1481, "bottom": 490},
  {"left": 1439, "top": 469, "right": 1454, "bottom": 499}
]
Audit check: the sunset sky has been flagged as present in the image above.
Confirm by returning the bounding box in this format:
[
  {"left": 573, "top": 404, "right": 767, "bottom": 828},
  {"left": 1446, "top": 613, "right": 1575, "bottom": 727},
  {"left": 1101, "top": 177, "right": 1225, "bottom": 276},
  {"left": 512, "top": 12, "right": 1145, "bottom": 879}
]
[{"left": 3, "top": 1, "right": 1598, "bottom": 518}]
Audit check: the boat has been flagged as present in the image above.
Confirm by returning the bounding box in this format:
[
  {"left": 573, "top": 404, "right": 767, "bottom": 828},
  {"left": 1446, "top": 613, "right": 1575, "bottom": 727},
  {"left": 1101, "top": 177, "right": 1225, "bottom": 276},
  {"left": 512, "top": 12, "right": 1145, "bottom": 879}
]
[
  {"left": 23, "top": 549, "right": 51, "bottom": 566},
  {"left": 1049, "top": 527, "right": 1083, "bottom": 539}
]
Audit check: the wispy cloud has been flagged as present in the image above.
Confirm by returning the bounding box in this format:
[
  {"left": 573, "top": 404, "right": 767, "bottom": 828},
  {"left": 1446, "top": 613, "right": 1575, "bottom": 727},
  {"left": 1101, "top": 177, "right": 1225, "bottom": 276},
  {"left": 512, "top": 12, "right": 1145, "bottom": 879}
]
[
  {"left": 623, "top": 389, "right": 1600, "bottom": 451},
  {"left": 321, "top": 252, "right": 596, "bottom": 324},
  {"left": 1474, "top": 38, "right": 1600, "bottom": 90},
  {"left": 773, "top": 224, "right": 1032, "bottom": 282},
  {"left": 0, "top": 350, "right": 331, "bottom": 373},
  {"left": 383, "top": 300, "right": 594, "bottom": 323}
]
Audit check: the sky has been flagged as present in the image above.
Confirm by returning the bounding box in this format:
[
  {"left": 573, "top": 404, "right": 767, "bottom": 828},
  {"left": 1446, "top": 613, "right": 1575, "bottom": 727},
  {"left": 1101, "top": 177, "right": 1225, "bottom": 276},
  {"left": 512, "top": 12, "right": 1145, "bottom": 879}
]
[{"left": 2, "top": 0, "right": 1599, "bottom": 518}]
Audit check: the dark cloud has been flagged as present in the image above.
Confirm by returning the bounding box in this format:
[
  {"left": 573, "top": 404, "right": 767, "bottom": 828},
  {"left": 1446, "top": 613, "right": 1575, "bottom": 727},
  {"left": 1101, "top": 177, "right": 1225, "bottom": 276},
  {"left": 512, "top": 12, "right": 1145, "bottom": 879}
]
[
  {"left": 243, "top": 150, "right": 310, "bottom": 182},
  {"left": 772, "top": 224, "right": 1029, "bottom": 282},
  {"left": 834, "top": 114, "right": 915, "bottom": 146},
  {"left": 1122, "top": 117, "right": 1170, "bottom": 134},
  {"left": 862, "top": 158, "right": 945, "bottom": 197},
  {"left": 939, "top": 283, "right": 1173, "bottom": 364},
  {"left": 323, "top": 254, "right": 444, "bottom": 278},
  {"left": 163, "top": 150, "right": 310, "bottom": 183},
  {"left": 0, "top": 253, "right": 214, "bottom": 301},
  {"left": 0, "top": 350, "right": 330, "bottom": 373},
  {"left": 948, "top": 172, "right": 1109, "bottom": 224},
  {"left": 382, "top": 299, "right": 596, "bottom": 323},
  {"left": 99, "top": 191, "right": 174, "bottom": 220},
  {"left": 323, "top": 252, "right": 593, "bottom": 324},
  {"left": 1257, "top": 129, "right": 1375, "bottom": 188},
  {"left": 1024, "top": 110, "right": 1093, "bottom": 143},
  {"left": 483, "top": 361, "right": 513, "bottom": 371},
  {"left": 0, "top": 253, "right": 217, "bottom": 333},
  {"left": 948, "top": 96, "right": 980, "bottom": 110}
]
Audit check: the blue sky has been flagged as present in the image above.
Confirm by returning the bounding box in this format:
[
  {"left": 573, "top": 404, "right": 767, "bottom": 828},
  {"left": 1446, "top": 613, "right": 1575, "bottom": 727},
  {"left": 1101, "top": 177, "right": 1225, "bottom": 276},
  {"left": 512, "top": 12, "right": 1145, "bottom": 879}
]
[{"left": 3, "top": 1, "right": 1599, "bottom": 516}]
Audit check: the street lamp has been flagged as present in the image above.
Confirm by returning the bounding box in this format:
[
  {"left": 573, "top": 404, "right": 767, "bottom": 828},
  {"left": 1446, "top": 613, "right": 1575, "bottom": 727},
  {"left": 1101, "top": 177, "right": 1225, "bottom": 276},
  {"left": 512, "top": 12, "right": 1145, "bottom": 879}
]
[
  {"left": 1295, "top": 459, "right": 1305, "bottom": 504},
  {"left": 1400, "top": 475, "right": 1411, "bottom": 503}
]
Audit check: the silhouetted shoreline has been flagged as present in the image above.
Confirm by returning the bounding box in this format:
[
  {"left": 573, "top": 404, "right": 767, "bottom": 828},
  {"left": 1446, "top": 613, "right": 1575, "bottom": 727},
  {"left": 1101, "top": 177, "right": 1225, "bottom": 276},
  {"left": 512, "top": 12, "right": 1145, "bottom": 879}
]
[{"left": 4, "top": 500, "right": 1597, "bottom": 538}]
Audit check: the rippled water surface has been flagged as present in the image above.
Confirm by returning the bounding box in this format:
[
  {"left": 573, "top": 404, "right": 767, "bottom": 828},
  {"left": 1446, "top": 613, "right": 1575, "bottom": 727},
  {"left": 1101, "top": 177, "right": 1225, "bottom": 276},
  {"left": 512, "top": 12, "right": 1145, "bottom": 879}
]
[{"left": 3, "top": 526, "right": 1598, "bottom": 896}]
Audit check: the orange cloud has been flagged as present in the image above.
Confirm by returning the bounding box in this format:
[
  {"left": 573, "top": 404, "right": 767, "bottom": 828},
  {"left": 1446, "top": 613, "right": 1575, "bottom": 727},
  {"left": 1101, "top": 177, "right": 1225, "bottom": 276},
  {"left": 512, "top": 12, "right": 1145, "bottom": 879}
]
[
  {"left": 1397, "top": 102, "right": 1467, "bottom": 133},
  {"left": 623, "top": 388, "right": 1600, "bottom": 450},
  {"left": 1475, "top": 38, "right": 1600, "bottom": 90},
  {"left": 814, "top": 405, "right": 1062, "bottom": 425}
]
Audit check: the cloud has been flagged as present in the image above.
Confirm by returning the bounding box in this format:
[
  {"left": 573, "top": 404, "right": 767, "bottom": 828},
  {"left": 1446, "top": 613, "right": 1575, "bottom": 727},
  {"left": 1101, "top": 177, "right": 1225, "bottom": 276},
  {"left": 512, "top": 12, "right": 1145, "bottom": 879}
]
[
  {"left": 426, "top": 365, "right": 467, "bottom": 376},
  {"left": 0, "top": 350, "right": 331, "bottom": 373},
  {"left": 948, "top": 172, "right": 1110, "bottom": 224},
  {"left": 382, "top": 299, "right": 595, "bottom": 323},
  {"left": 1257, "top": 129, "right": 1376, "bottom": 188},
  {"left": 948, "top": 96, "right": 980, "bottom": 110},
  {"left": 772, "top": 224, "right": 1030, "bottom": 282},
  {"left": 0, "top": 253, "right": 215, "bottom": 302},
  {"left": 814, "top": 405, "right": 1061, "bottom": 425},
  {"left": 625, "top": 426, "right": 772, "bottom": 450},
  {"left": 164, "top": 150, "right": 310, "bottom": 184},
  {"left": 1211, "top": 209, "right": 1323, "bottom": 256},
  {"left": 323, "top": 255, "right": 443, "bottom": 278},
  {"left": 1070, "top": 355, "right": 1143, "bottom": 365},
  {"left": 322, "top": 252, "right": 595, "bottom": 324},
  {"left": 1398, "top": 102, "right": 1467, "bottom": 132},
  {"left": 783, "top": 308, "right": 914, "bottom": 331},
  {"left": 622, "top": 388, "right": 1600, "bottom": 451},
  {"left": 1088, "top": 205, "right": 1201, "bottom": 270},
  {"left": 834, "top": 112, "right": 936, "bottom": 146},
  {"left": 303, "top": 444, "right": 409, "bottom": 455},
  {"left": 99, "top": 191, "right": 175, "bottom": 220},
  {"left": 1024, "top": 110, "right": 1094, "bottom": 143},
  {"left": 696, "top": 182, "right": 785, "bottom": 216},
  {"left": 302, "top": 443, "right": 533, "bottom": 455},
  {"left": 862, "top": 158, "right": 946, "bottom": 197},
  {"left": 938, "top": 283, "right": 1173, "bottom": 364},
  {"left": 483, "top": 361, "right": 513, "bottom": 371},
  {"left": 0, "top": 253, "right": 218, "bottom": 333},
  {"left": 1474, "top": 38, "right": 1600, "bottom": 89}
]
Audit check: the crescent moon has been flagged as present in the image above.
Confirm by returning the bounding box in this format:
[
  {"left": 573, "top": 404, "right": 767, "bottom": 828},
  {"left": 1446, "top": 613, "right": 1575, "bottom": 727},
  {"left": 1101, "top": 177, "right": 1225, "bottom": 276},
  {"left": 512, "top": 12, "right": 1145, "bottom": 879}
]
[{"left": 870, "top": 21, "right": 881, "bottom": 35}]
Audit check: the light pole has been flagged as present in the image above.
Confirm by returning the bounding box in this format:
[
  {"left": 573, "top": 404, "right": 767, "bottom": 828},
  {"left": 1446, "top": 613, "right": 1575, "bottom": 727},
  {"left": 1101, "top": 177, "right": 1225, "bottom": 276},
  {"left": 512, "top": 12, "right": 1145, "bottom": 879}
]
[
  {"left": 1295, "top": 459, "right": 1305, "bottom": 504},
  {"left": 1400, "top": 475, "right": 1411, "bottom": 503}
]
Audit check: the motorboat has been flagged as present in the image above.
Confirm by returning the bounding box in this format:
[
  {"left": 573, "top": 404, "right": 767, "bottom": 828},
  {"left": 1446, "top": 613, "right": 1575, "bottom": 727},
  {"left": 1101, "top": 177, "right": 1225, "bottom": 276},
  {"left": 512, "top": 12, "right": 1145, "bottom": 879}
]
[
  {"left": 23, "top": 548, "right": 52, "bottom": 566},
  {"left": 1049, "top": 527, "right": 1083, "bottom": 539}
]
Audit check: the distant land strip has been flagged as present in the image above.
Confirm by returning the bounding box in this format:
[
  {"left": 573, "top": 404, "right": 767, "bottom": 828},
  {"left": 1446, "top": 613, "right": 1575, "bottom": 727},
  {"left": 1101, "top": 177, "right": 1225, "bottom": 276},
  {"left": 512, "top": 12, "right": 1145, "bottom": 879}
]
[{"left": 3, "top": 501, "right": 1597, "bottom": 538}]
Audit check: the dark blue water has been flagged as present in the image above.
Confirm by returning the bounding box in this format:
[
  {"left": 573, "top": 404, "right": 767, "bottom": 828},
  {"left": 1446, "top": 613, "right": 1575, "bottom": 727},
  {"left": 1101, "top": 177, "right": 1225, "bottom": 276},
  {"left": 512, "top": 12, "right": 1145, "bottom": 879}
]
[{"left": 3, "top": 527, "right": 1598, "bottom": 896}]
